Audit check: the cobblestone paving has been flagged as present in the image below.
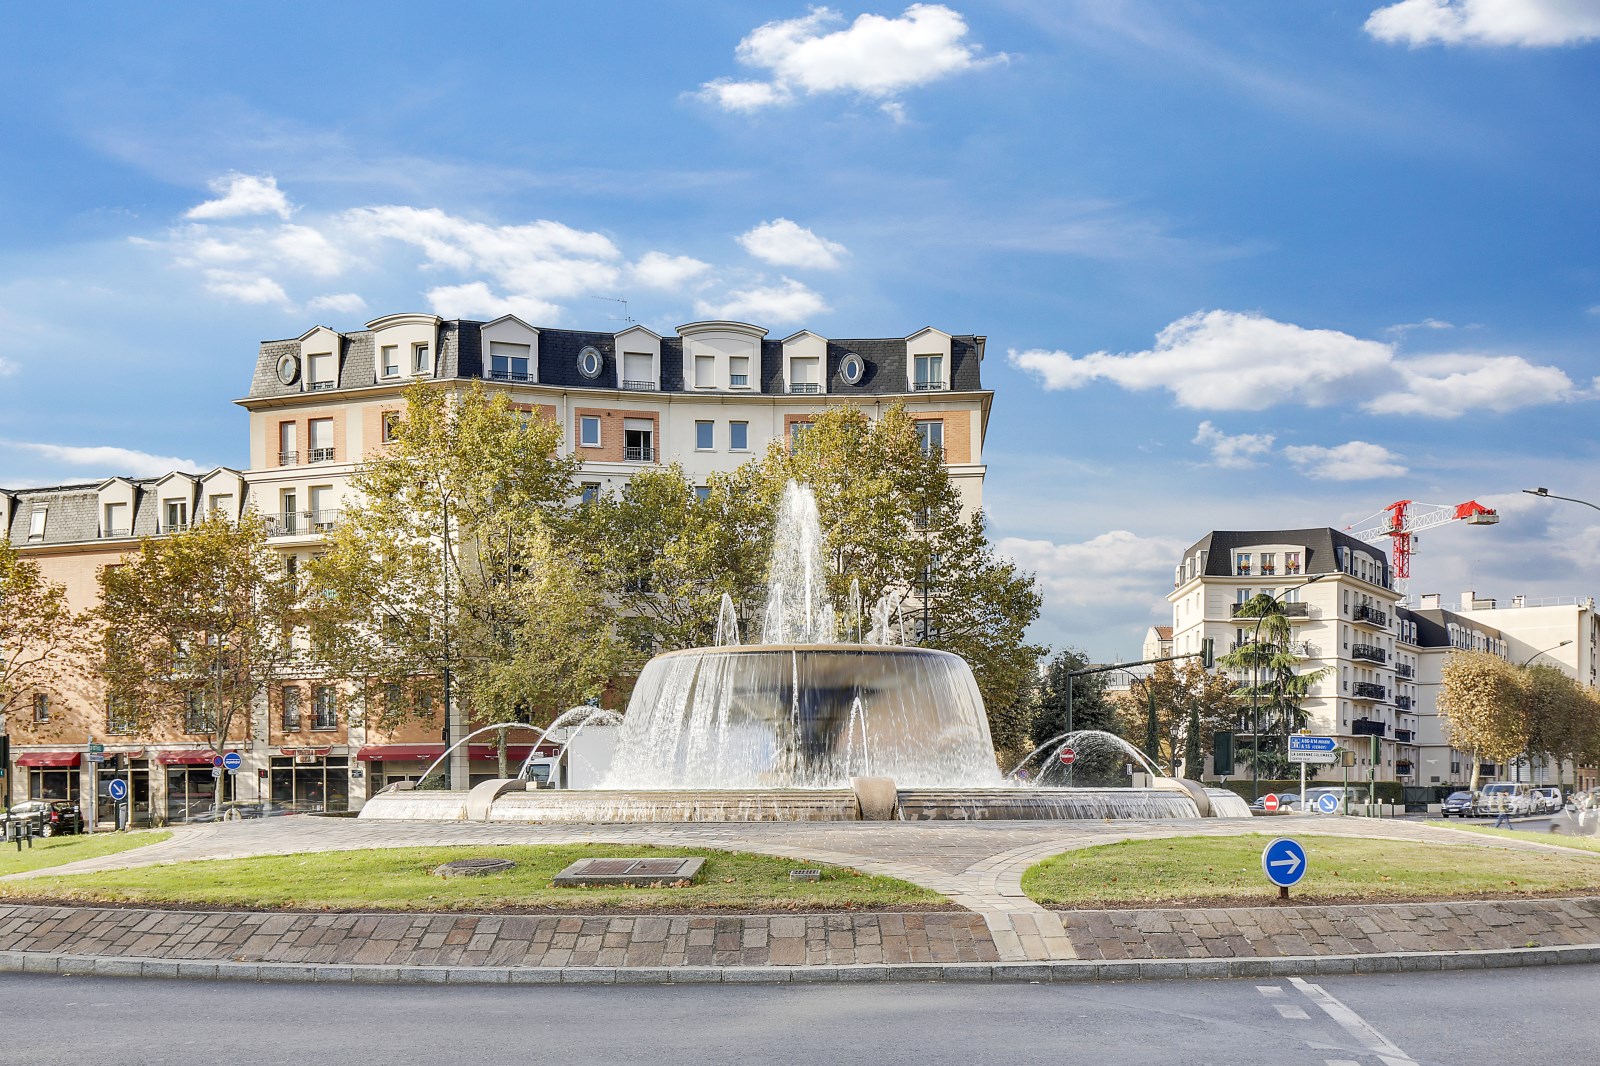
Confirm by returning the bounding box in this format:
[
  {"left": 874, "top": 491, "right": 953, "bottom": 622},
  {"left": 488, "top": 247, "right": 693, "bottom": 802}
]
[{"left": 7, "top": 816, "right": 1598, "bottom": 964}]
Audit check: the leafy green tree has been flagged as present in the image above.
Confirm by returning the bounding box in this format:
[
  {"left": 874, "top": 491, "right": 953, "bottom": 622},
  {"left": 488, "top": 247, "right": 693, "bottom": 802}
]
[
  {"left": 1115, "top": 659, "right": 1240, "bottom": 775},
  {"left": 0, "top": 541, "right": 88, "bottom": 722},
  {"left": 96, "top": 513, "right": 299, "bottom": 757},
  {"left": 1218, "top": 594, "right": 1327, "bottom": 777},
  {"left": 1030, "top": 647, "right": 1117, "bottom": 744},
  {"left": 1437, "top": 650, "right": 1529, "bottom": 790}
]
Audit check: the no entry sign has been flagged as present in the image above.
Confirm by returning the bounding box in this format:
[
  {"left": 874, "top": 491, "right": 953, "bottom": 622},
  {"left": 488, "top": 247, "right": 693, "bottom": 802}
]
[
  {"left": 1058, "top": 747, "right": 1077, "bottom": 766},
  {"left": 1262, "top": 793, "right": 1281, "bottom": 813}
]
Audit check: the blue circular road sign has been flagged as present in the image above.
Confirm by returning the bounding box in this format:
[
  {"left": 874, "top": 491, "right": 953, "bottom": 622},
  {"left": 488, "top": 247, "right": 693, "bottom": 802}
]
[
  {"left": 1316, "top": 792, "right": 1340, "bottom": 815},
  {"left": 222, "top": 751, "right": 243, "bottom": 773},
  {"left": 1261, "top": 837, "right": 1308, "bottom": 888},
  {"left": 107, "top": 778, "right": 129, "bottom": 802}
]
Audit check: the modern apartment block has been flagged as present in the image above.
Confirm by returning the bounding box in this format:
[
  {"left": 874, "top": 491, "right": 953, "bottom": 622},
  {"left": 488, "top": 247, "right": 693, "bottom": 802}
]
[
  {"left": 1, "top": 316, "right": 993, "bottom": 820},
  {"left": 1395, "top": 599, "right": 1510, "bottom": 791},
  {"left": 1168, "top": 528, "right": 1414, "bottom": 783}
]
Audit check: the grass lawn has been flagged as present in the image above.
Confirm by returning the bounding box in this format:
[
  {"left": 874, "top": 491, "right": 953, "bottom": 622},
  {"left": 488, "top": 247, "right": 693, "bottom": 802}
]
[
  {"left": 0, "top": 831, "right": 171, "bottom": 878},
  {"left": 1438, "top": 822, "right": 1600, "bottom": 855},
  {"left": 1022, "top": 833, "right": 1600, "bottom": 908},
  {"left": 0, "top": 844, "right": 944, "bottom": 912}
]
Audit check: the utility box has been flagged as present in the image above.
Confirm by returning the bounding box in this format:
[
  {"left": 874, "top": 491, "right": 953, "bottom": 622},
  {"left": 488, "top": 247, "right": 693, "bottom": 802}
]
[{"left": 564, "top": 726, "right": 619, "bottom": 790}]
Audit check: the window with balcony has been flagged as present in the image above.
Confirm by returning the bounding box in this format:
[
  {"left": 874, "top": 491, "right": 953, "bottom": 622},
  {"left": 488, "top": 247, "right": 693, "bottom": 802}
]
[
  {"left": 1235, "top": 553, "right": 1252, "bottom": 576},
  {"left": 729, "top": 356, "right": 750, "bottom": 388},
  {"left": 1285, "top": 551, "right": 1301, "bottom": 575},
  {"left": 579, "top": 416, "right": 601, "bottom": 448},
  {"left": 694, "top": 354, "right": 715, "bottom": 388},
  {"left": 208, "top": 494, "right": 234, "bottom": 520},
  {"left": 621, "top": 352, "right": 655, "bottom": 390},
  {"left": 307, "top": 352, "right": 336, "bottom": 391},
  {"left": 623, "top": 420, "right": 655, "bottom": 462},
  {"left": 164, "top": 501, "right": 188, "bottom": 533},
  {"left": 381, "top": 345, "right": 400, "bottom": 378},
  {"left": 695, "top": 420, "right": 714, "bottom": 450},
  {"left": 913, "top": 354, "right": 944, "bottom": 391},
  {"left": 915, "top": 420, "right": 944, "bottom": 458},
  {"left": 1260, "top": 552, "right": 1276, "bottom": 575},
  {"left": 278, "top": 490, "right": 298, "bottom": 536},
  {"left": 103, "top": 502, "right": 129, "bottom": 539},
  {"left": 184, "top": 692, "right": 216, "bottom": 734},
  {"left": 308, "top": 418, "right": 335, "bottom": 462},
  {"left": 278, "top": 422, "right": 297, "bottom": 466},
  {"left": 788, "top": 356, "right": 821, "bottom": 393},
  {"left": 490, "top": 341, "right": 533, "bottom": 382},
  {"left": 730, "top": 421, "right": 749, "bottom": 451},
  {"left": 312, "top": 686, "right": 337, "bottom": 730},
  {"left": 282, "top": 687, "right": 301, "bottom": 731},
  {"left": 309, "top": 486, "right": 337, "bottom": 532}
]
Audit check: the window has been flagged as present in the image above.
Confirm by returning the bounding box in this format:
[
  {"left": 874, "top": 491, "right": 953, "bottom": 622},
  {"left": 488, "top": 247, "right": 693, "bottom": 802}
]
[
  {"left": 107, "top": 696, "right": 136, "bottom": 735},
  {"left": 184, "top": 692, "right": 216, "bottom": 734},
  {"left": 282, "top": 687, "right": 302, "bottom": 731},
  {"left": 279, "top": 422, "right": 297, "bottom": 465},
  {"left": 840, "top": 352, "right": 865, "bottom": 385},
  {"left": 694, "top": 354, "right": 715, "bottom": 388},
  {"left": 103, "top": 502, "right": 129, "bottom": 538},
  {"left": 27, "top": 508, "right": 46, "bottom": 541},
  {"left": 621, "top": 352, "right": 654, "bottom": 390},
  {"left": 412, "top": 344, "right": 430, "bottom": 375},
  {"left": 915, "top": 420, "right": 944, "bottom": 457},
  {"left": 623, "top": 419, "right": 654, "bottom": 462},
  {"left": 490, "top": 341, "right": 532, "bottom": 381},
  {"left": 284, "top": 554, "right": 298, "bottom": 578},
  {"left": 381, "top": 411, "right": 402, "bottom": 443},
  {"left": 579, "top": 416, "right": 601, "bottom": 447},
  {"left": 1260, "top": 552, "right": 1276, "bottom": 575},
  {"left": 308, "top": 418, "right": 334, "bottom": 462},
  {"left": 695, "top": 420, "right": 714, "bottom": 450},
  {"left": 729, "top": 421, "right": 749, "bottom": 451},
  {"left": 32, "top": 693, "right": 49, "bottom": 724},
  {"left": 280, "top": 490, "right": 298, "bottom": 535},
  {"left": 165, "top": 501, "right": 188, "bottom": 532},
  {"left": 1235, "top": 552, "right": 1251, "bottom": 576},
  {"left": 208, "top": 494, "right": 234, "bottom": 519},
  {"left": 729, "top": 356, "right": 750, "bottom": 388},
  {"left": 384, "top": 683, "right": 403, "bottom": 716},
  {"left": 1285, "top": 551, "right": 1301, "bottom": 575},
  {"left": 577, "top": 346, "right": 603, "bottom": 380},
  {"left": 789, "top": 356, "right": 820, "bottom": 393},
  {"left": 914, "top": 354, "right": 943, "bottom": 390},
  {"left": 309, "top": 486, "right": 336, "bottom": 531},
  {"left": 307, "top": 352, "right": 335, "bottom": 390},
  {"left": 312, "top": 686, "right": 338, "bottom": 730},
  {"left": 381, "top": 345, "right": 400, "bottom": 378},
  {"left": 789, "top": 421, "right": 812, "bottom": 447},
  {"left": 694, "top": 485, "right": 711, "bottom": 503},
  {"left": 580, "top": 482, "right": 601, "bottom": 504}
]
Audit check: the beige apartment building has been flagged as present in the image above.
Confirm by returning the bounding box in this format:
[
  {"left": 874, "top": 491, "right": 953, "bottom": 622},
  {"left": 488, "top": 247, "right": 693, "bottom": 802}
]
[{"left": 1, "top": 315, "right": 993, "bottom": 820}]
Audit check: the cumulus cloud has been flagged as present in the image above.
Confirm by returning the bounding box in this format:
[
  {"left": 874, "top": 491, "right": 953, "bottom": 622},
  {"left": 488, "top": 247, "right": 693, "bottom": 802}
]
[
  {"left": 698, "top": 4, "right": 1003, "bottom": 113},
  {"left": 695, "top": 278, "right": 829, "bottom": 324},
  {"left": 631, "top": 251, "right": 713, "bottom": 290},
  {"left": 1283, "top": 441, "right": 1408, "bottom": 481},
  {"left": 0, "top": 356, "right": 16, "bottom": 377},
  {"left": 737, "top": 218, "right": 847, "bottom": 270},
  {"left": 999, "top": 530, "right": 1189, "bottom": 611},
  {"left": 424, "top": 282, "right": 561, "bottom": 324},
  {"left": 306, "top": 292, "right": 367, "bottom": 315},
  {"left": 14, "top": 443, "right": 208, "bottom": 477},
  {"left": 1193, "top": 421, "right": 1275, "bottom": 468},
  {"left": 1009, "top": 310, "right": 1580, "bottom": 419},
  {"left": 185, "top": 174, "right": 293, "bottom": 221},
  {"left": 1366, "top": 0, "right": 1600, "bottom": 47},
  {"left": 201, "top": 269, "right": 289, "bottom": 305}
]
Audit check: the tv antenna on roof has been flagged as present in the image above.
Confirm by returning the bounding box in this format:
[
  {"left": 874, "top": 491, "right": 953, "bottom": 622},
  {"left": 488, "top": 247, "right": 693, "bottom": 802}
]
[{"left": 590, "top": 295, "right": 634, "bottom": 325}]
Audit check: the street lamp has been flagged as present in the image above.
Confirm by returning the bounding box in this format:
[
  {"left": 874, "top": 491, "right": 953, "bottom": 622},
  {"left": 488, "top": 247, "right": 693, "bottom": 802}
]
[
  {"left": 1248, "top": 573, "right": 1326, "bottom": 802},
  {"left": 1514, "top": 639, "right": 1574, "bottom": 784},
  {"left": 1523, "top": 487, "right": 1600, "bottom": 514},
  {"left": 1520, "top": 640, "right": 1573, "bottom": 668}
]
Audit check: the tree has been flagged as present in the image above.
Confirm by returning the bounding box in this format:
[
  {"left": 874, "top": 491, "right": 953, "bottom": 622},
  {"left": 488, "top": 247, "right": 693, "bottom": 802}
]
[
  {"left": 96, "top": 513, "right": 299, "bottom": 757},
  {"left": 305, "top": 380, "right": 620, "bottom": 776},
  {"left": 1437, "top": 650, "right": 1529, "bottom": 790},
  {"left": 1217, "top": 595, "right": 1327, "bottom": 777},
  {"left": 0, "top": 541, "right": 88, "bottom": 722},
  {"left": 1030, "top": 647, "right": 1118, "bottom": 745},
  {"left": 1114, "top": 660, "right": 1239, "bottom": 775}
]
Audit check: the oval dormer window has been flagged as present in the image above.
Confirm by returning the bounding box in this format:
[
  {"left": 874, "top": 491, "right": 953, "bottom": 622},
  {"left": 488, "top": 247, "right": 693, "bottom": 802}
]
[
  {"left": 840, "top": 352, "right": 865, "bottom": 386},
  {"left": 577, "top": 346, "right": 603, "bottom": 381},
  {"left": 276, "top": 354, "right": 300, "bottom": 385}
]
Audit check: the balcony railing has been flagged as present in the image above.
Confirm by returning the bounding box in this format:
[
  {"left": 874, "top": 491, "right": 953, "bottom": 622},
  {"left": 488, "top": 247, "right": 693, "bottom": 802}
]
[
  {"left": 1351, "top": 717, "right": 1387, "bottom": 736},
  {"left": 620, "top": 379, "right": 658, "bottom": 391},
  {"left": 1395, "top": 729, "right": 1414, "bottom": 742},
  {"left": 1353, "top": 604, "right": 1389, "bottom": 627},
  {"left": 787, "top": 382, "right": 822, "bottom": 394},
  {"left": 1352, "top": 681, "right": 1386, "bottom": 700},
  {"left": 99, "top": 527, "right": 131, "bottom": 539},
  {"left": 913, "top": 380, "right": 945, "bottom": 391},
  {"left": 730, "top": 374, "right": 749, "bottom": 387},
  {"left": 1230, "top": 601, "right": 1311, "bottom": 619},
  {"left": 1395, "top": 694, "right": 1414, "bottom": 710},
  {"left": 161, "top": 523, "right": 189, "bottom": 535},
  {"left": 489, "top": 369, "right": 534, "bottom": 382},
  {"left": 623, "top": 446, "right": 655, "bottom": 462},
  {"left": 308, "top": 381, "right": 336, "bottom": 391},
  {"left": 1351, "top": 643, "right": 1387, "bottom": 664},
  {"left": 278, "top": 451, "right": 298, "bottom": 466},
  {"left": 1228, "top": 640, "right": 1318, "bottom": 656},
  {"left": 1395, "top": 663, "right": 1415, "bottom": 679},
  {"left": 1395, "top": 761, "right": 1413, "bottom": 775},
  {"left": 266, "top": 510, "right": 341, "bottom": 537},
  {"left": 307, "top": 447, "right": 336, "bottom": 463}
]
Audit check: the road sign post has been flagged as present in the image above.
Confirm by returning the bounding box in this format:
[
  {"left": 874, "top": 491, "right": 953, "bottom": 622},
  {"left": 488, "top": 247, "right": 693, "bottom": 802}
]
[
  {"left": 107, "top": 777, "right": 128, "bottom": 831},
  {"left": 222, "top": 751, "right": 243, "bottom": 774},
  {"left": 1058, "top": 747, "right": 1076, "bottom": 767},
  {"left": 1261, "top": 837, "right": 1308, "bottom": 900}
]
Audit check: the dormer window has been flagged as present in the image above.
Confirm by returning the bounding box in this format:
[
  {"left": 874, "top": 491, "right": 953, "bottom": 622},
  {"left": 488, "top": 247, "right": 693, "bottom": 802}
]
[
  {"left": 28, "top": 507, "right": 46, "bottom": 541},
  {"left": 694, "top": 355, "right": 715, "bottom": 389},
  {"left": 381, "top": 345, "right": 401, "bottom": 378},
  {"left": 913, "top": 354, "right": 944, "bottom": 391},
  {"left": 1235, "top": 552, "right": 1252, "bottom": 576},
  {"left": 307, "top": 352, "right": 336, "bottom": 391},
  {"left": 103, "top": 503, "right": 129, "bottom": 538},
  {"left": 164, "top": 501, "right": 188, "bottom": 533},
  {"left": 490, "top": 342, "right": 532, "bottom": 382},
  {"left": 788, "top": 357, "right": 821, "bottom": 394},
  {"left": 730, "top": 356, "right": 751, "bottom": 388},
  {"left": 412, "top": 344, "right": 430, "bottom": 376},
  {"left": 621, "top": 352, "right": 656, "bottom": 391}
]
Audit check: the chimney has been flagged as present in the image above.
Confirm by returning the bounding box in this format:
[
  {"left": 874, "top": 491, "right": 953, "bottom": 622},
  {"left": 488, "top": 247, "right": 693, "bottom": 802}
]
[
  {"left": 1512, "top": 594, "right": 1525, "bottom": 608},
  {"left": 1462, "top": 590, "right": 1478, "bottom": 610},
  {"left": 1420, "top": 593, "right": 1440, "bottom": 610}
]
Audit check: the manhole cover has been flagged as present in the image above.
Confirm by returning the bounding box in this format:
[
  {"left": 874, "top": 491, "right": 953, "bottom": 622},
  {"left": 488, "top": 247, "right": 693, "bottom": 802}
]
[
  {"left": 552, "top": 856, "right": 705, "bottom": 887},
  {"left": 433, "top": 857, "right": 517, "bottom": 879}
]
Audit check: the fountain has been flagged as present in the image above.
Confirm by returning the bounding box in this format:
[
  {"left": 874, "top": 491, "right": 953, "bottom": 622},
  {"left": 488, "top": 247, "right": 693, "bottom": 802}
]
[{"left": 360, "top": 482, "right": 1245, "bottom": 822}]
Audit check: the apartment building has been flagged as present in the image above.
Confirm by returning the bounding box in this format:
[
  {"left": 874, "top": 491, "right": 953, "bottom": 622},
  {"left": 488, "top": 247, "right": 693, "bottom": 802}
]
[
  {"left": 1396, "top": 599, "right": 1510, "bottom": 791},
  {"left": 1, "top": 316, "right": 993, "bottom": 819},
  {"left": 1168, "top": 528, "right": 1412, "bottom": 783}
]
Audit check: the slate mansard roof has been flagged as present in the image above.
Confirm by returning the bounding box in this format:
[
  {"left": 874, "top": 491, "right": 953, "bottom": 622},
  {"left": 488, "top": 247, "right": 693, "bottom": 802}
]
[
  {"left": 244, "top": 321, "right": 987, "bottom": 402},
  {"left": 1180, "top": 528, "right": 1393, "bottom": 587}
]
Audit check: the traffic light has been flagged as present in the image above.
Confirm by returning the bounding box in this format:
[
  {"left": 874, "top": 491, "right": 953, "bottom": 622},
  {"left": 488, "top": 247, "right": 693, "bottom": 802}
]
[
  {"left": 0, "top": 734, "right": 8, "bottom": 779},
  {"left": 1201, "top": 638, "right": 1215, "bottom": 669},
  {"left": 1213, "top": 731, "right": 1233, "bottom": 770}
]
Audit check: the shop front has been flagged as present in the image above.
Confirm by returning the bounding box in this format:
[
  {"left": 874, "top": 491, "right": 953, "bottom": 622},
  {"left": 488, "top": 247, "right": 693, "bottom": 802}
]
[
  {"left": 95, "top": 755, "right": 153, "bottom": 828},
  {"left": 158, "top": 749, "right": 239, "bottom": 823},
  {"left": 270, "top": 748, "right": 349, "bottom": 812},
  {"left": 16, "top": 751, "right": 81, "bottom": 804}
]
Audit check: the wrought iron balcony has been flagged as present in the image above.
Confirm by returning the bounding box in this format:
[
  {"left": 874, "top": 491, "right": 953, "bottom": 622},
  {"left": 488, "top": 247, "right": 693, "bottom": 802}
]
[
  {"left": 729, "top": 374, "right": 749, "bottom": 387},
  {"left": 1351, "top": 717, "right": 1387, "bottom": 736},
  {"left": 1353, "top": 604, "right": 1388, "bottom": 628},
  {"left": 1351, "top": 643, "right": 1387, "bottom": 664},
  {"left": 623, "top": 446, "right": 655, "bottom": 462},
  {"left": 98, "top": 527, "right": 131, "bottom": 539},
  {"left": 1352, "top": 681, "right": 1386, "bottom": 700},
  {"left": 913, "top": 380, "right": 945, "bottom": 391},
  {"left": 787, "top": 382, "right": 822, "bottom": 394},
  {"left": 489, "top": 369, "right": 534, "bottom": 382},
  {"left": 620, "top": 379, "right": 658, "bottom": 391},
  {"left": 1395, "top": 663, "right": 1415, "bottom": 679},
  {"left": 1395, "top": 729, "right": 1414, "bottom": 742},
  {"left": 1228, "top": 640, "right": 1318, "bottom": 656},
  {"left": 1395, "top": 694, "right": 1413, "bottom": 710},
  {"left": 1230, "top": 601, "right": 1311, "bottom": 619},
  {"left": 1395, "top": 761, "right": 1413, "bottom": 775},
  {"left": 266, "top": 510, "right": 341, "bottom": 537},
  {"left": 308, "top": 381, "right": 336, "bottom": 391},
  {"left": 278, "top": 451, "right": 298, "bottom": 466},
  {"left": 307, "top": 447, "right": 336, "bottom": 463}
]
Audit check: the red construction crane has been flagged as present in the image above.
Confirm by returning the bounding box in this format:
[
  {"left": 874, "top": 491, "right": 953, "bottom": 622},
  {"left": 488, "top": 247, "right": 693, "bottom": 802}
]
[{"left": 1347, "top": 499, "right": 1499, "bottom": 600}]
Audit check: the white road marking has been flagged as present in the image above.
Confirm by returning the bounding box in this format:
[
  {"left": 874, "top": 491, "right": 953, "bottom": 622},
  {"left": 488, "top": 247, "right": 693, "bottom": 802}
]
[
  {"left": 1290, "top": 976, "right": 1419, "bottom": 1066},
  {"left": 1256, "top": 985, "right": 1286, "bottom": 997},
  {"left": 1325, "top": 1060, "right": 1361, "bottom": 1066},
  {"left": 1273, "top": 1003, "right": 1310, "bottom": 1020}
]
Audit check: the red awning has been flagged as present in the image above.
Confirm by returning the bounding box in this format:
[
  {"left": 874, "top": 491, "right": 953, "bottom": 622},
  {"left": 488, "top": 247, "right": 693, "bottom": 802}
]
[
  {"left": 15, "top": 751, "right": 81, "bottom": 768},
  {"left": 156, "top": 749, "right": 240, "bottom": 766},
  {"left": 355, "top": 744, "right": 444, "bottom": 762},
  {"left": 468, "top": 744, "right": 546, "bottom": 761}
]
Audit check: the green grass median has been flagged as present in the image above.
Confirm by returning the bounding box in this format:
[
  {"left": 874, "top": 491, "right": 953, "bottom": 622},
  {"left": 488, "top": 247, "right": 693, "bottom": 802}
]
[
  {"left": 0, "top": 831, "right": 171, "bottom": 878},
  {"left": 0, "top": 844, "right": 944, "bottom": 912},
  {"left": 1438, "top": 822, "right": 1600, "bottom": 854},
  {"left": 1022, "top": 834, "right": 1600, "bottom": 908}
]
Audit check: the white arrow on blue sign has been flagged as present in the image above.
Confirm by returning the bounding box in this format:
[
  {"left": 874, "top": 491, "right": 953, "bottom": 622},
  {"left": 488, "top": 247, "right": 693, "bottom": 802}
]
[
  {"left": 222, "top": 751, "right": 243, "bottom": 773},
  {"left": 107, "top": 779, "right": 129, "bottom": 802},
  {"left": 1261, "top": 837, "right": 1308, "bottom": 888},
  {"left": 1287, "top": 736, "right": 1337, "bottom": 753},
  {"left": 1315, "top": 793, "right": 1340, "bottom": 815}
]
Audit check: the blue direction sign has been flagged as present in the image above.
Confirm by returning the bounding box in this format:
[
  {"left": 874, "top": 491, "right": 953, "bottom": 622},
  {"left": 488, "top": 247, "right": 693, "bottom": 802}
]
[
  {"left": 222, "top": 751, "right": 243, "bottom": 773},
  {"left": 1261, "top": 837, "right": 1308, "bottom": 888},
  {"left": 1315, "top": 792, "right": 1340, "bottom": 815},
  {"left": 1287, "top": 735, "right": 1337, "bottom": 764},
  {"left": 107, "top": 778, "right": 129, "bottom": 803}
]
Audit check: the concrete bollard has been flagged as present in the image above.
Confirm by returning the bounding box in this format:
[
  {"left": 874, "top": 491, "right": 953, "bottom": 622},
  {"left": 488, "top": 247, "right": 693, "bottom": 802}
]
[{"left": 851, "top": 777, "right": 899, "bottom": 821}]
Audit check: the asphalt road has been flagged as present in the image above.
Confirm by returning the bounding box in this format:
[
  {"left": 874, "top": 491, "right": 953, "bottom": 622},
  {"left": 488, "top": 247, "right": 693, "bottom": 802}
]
[{"left": 5, "top": 965, "right": 1597, "bottom": 1066}]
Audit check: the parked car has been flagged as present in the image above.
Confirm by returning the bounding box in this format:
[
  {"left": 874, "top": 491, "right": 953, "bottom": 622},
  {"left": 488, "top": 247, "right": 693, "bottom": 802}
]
[
  {"left": 1440, "top": 791, "right": 1477, "bottom": 818},
  {"left": 1248, "top": 793, "right": 1298, "bottom": 813},
  {"left": 1303, "top": 786, "right": 1364, "bottom": 813},
  {"left": 1529, "top": 787, "right": 1563, "bottom": 814},
  {"left": 1475, "top": 782, "right": 1532, "bottom": 817},
  {"left": 4, "top": 800, "right": 86, "bottom": 837},
  {"left": 187, "top": 801, "right": 300, "bottom": 823}
]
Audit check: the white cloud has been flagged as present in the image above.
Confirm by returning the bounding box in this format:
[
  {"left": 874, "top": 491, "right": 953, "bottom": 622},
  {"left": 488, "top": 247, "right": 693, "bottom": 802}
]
[
  {"left": 0, "top": 356, "right": 16, "bottom": 377},
  {"left": 1193, "top": 421, "right": 1275, "bottom": 468},
  {"left": 15, "top": 443, "right": 208, "bottom": 477},
  {"left": 1283, "top": 441, "right": 1408, "bottom": 481},
  {"left": 306, "top": 292, "right": 367, "bottom": 315},
  {"left": 201, "top": 269, "right": 289, "bottom": 305},
  {"left": 1000, "top": 530, "right": 1189, "bottom": 614},
  {"left": 1369, "top": 353, "right": 1577, "bottom": 416},
  {"left": 1366, "top": 0, "right": 1600, "bottom": 47},
  {"left": 424, "top": 282, "right": 561, "bottom": 323},
  {"left": 699, "top": 4, "right": 1003, "bottom": 113},
  {"left": 185, "top": 174, "right": 293, "bottom": 221},
  {"left": 631, "top": 251, "right": 713, "bottom": 290},
  {"left": 737, "top": 218, "right": 848, "bottom": 270},
  {"left": 695, "top": 278, "right": 829, "bottom": 324}
]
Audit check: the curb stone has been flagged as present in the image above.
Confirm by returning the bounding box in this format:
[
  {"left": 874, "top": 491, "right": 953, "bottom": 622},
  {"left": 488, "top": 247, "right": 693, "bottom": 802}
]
[{"left": 4, "top": 945, "right": 1600, "bottom": 986}]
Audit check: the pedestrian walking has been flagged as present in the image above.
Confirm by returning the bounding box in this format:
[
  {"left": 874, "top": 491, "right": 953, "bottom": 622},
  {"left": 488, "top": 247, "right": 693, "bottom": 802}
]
[{"left": 1492, "top": 807, "right": 1513, "bottom": 830}]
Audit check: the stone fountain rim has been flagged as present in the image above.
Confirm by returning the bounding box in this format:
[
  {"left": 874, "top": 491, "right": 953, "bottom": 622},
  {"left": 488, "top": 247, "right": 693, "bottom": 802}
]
[{"left": 649, "top": 643, "right": 959, "bottom": 660}]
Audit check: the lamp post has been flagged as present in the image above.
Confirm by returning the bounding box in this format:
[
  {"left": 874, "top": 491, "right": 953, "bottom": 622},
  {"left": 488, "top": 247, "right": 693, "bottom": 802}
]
[
  {"left": 1514, "top": 640, "right": 1574, "bottom": 784},
  {"left": 1248, "top": 574, "right": 1325, "bottom": 802},
  {"left": 1523, "top": 487, "right": 1600, "bottom": 514},
  {"left": 1520, "top": 640, "right": 1573, "bottom": 668}
]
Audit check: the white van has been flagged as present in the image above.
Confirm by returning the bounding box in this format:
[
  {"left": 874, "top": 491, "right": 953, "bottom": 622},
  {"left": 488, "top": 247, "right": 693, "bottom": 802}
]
[{"left": 1475, "top": 782, "right": 1532, "bottom": 816}]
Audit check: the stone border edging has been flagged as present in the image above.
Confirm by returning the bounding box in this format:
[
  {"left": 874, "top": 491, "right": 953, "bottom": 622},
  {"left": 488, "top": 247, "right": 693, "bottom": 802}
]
[{"left": 6, "top": 943, "right": 1599, "bottom": 986}]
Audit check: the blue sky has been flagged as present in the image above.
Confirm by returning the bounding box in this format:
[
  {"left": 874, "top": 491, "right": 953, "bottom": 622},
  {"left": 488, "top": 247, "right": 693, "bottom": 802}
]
[{"left": 2, "top": 1, "right": 1598, "bottom": 657}]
